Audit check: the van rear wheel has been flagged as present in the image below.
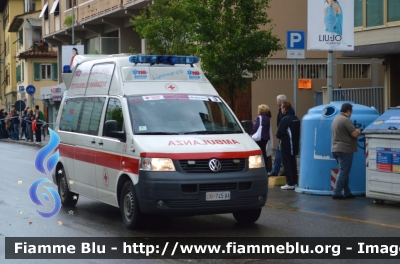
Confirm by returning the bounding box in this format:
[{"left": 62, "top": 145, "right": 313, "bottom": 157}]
[
  {"left": 58, "top": 168, "right": 79, "bottom": 207},
  {"left": 120, "top": 181, "right": 145, "bottom": 230},
  {"left": 233, "top": 208, "right": 262, "bottom": 224}
]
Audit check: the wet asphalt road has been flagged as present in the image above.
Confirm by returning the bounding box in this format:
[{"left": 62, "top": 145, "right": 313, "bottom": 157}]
[{"left": 1, "top": 140, "right": 400, "bottom": 264}]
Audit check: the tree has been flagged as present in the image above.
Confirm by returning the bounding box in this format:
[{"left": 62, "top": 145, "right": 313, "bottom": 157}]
[
  {"left": 131, "top": 0, "right": 201, "bottom": 55},
  {"left": 131, "top": 0, "right": 283, "bottom": 110}
]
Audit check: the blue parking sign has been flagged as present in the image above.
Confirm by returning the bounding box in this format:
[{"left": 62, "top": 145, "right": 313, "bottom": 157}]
[
  {"left": 287, "top": 31, "right": 305, "bottom": 50},
  {"left": 286, "top": 30, "right": 306, "bottom": 59},
  {"left": 19, "top": 86, "right": 24, "bottom": 93}
]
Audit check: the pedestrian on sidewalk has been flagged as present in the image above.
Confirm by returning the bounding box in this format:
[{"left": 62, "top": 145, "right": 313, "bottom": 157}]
[
  {"left": 276, "top": 102, "right": 300, "bottom": 190},
  {"left": 331, "top": 103, "right": 360, "bottom": 200},
  {"left": 34, "top": 105, "right": 45, "bottom": 145},
  {"left": 20, "top": 110, "right": 27, "bottom": 140},
  {"left": 11, "top": 109, "right": 20, "bottom": 140},
  {"left": 265, "top": 110, "right": 274, "bottom": 173},
  {"left": 269, "top": 94, "right": 286, "bottom": 176},
  {"left": 28, "top": 109, "right": 34, "bottom": 142},
  {"left": 0, "top": 109, "right": 5, "bottom": 139},
  {"left": 5, "top": 112, "right": 11, "bottom": 139},
  {"left": 252, "top": 104, "right": 271, "bottom": 171}
]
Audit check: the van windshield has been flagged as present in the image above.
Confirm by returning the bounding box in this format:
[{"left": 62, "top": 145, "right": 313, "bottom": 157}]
[{"left": 127, "top": 95, "right": 243, "bottom": 135}]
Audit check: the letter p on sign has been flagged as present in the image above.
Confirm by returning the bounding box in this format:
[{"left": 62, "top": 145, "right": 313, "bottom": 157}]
[
  {"left": 290, "top": 33, "right": 302, "bottom": 48},
  {"left": 286, "top": 31, "right": 305, "bottom": 50}
]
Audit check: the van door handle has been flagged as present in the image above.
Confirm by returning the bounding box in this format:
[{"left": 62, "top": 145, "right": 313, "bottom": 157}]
[
  {"left": 98, "top": 141, "right": 104, "bottom": 146},
  {"left": 91, "top": 139, "right": 96, "bottom": 144}
]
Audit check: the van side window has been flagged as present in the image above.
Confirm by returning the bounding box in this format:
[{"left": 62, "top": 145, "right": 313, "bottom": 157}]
[
  {"left": 59, "top": 97, "right": 105, "bottom": 135},
  {"left": 104, "top": 98, "right": 124, "bottom": 133},
  {"left": 59, "top": 98, "right": 84, "bottom": 132},
  {"left": 86, "top": 63, "right": 115, "bottom": 95},
  {"left": 78, "top": 97, "right": 106, "bottom": 135}
]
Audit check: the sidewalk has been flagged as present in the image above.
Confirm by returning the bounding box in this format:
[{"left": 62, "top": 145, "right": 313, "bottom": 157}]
[{"left": 0, "top": 135, "right": 49, "bottom": 148}]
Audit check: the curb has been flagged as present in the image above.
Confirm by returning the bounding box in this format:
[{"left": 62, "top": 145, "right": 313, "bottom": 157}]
[
  {"left": 268, "top": 176, "right": 287, "bottom": 187},
  {"left": 0, "top": 138, "right": 46, "bottom": 148}
]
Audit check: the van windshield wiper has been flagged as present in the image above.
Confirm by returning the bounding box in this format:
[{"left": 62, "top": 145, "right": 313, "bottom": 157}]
[{"left": 136, "top": 132, "right": 179, "bottom": 135}]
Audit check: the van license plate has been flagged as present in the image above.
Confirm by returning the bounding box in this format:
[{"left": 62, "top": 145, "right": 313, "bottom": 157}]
[{"left": 206, "top": 191, "right": 230, "bottom": 201}]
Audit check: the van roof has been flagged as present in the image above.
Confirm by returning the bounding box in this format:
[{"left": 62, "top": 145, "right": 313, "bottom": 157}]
[{"left": 65, "top": 54, "right": 219, "bottom": 97}]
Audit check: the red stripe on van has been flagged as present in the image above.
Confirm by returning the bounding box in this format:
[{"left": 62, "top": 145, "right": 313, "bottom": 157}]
[
  {"left": 58, "top": 143, "right": 139, "bottom": 174},
  {"left": 140, "top": 150, "right": 262, "bottom": 159},
  {"left": 58, "top": 144, "right": 74, "bottom": 159},
  {"left": 75, "top": 147, "right": 96, "bottom": 165}
]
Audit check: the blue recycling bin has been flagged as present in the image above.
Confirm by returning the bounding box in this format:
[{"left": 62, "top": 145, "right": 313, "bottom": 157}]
[{"left": 295, "top": 102, "right": 380, "bottom": 195}]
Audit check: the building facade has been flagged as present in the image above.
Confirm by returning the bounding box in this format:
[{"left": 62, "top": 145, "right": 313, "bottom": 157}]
[
  {"left": 342, "top": 0, "right": 400, "bottom": 108},
  {"left": 251, "top": 0, "right": 385, "bottom": 124},
  {"left": 1, "top": 0, "right": 44, "bottom": 112}
]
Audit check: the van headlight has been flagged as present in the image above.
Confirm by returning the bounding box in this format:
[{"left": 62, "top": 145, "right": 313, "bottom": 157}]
[
  {"left": 248, "top": 155, "right": 265, "bottom": 169},
  {"left": 140, "top": 158, "right": 176, "bottom": 171}
]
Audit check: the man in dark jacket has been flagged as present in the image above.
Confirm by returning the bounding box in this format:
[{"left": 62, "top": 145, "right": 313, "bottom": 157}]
[
  {"left": 268, "top": 94, "right": 286, "bottom": 176},
  {"left": 11, "top": 108, "right": 20, "bottom": 140},
  {"left": 276, "top": 102, "right": 300, "bottom": 190}
]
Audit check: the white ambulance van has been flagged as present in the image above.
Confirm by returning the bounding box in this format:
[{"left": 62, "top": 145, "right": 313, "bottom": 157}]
[{"left": 53, "top": 54, "right": 268, "bottom": 229}]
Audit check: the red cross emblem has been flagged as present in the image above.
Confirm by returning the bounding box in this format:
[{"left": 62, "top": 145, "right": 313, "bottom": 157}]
[
  {"left": 165, "top": 83, "right": 178, "bottom": 91},
  {"left": 103, "top": 172, "right": 108, "bottom": 185}
]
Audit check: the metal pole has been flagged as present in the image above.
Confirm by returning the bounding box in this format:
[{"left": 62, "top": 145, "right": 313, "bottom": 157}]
[
  {"left": 293, "top": 59, "right": 298, "bottom": 114},
  {"left": 327, "top": 50, "right": 333, "bottom": 103},
  {"left": 72, "top": 1, "right": 75, "bottom": 45}
]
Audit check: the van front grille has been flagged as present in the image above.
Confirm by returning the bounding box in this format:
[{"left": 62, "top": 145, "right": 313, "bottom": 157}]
[{"left": 179, "top": 159, "right": 246, "bottom": 173}]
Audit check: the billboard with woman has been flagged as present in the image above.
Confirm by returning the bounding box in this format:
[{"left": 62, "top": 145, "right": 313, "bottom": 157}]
[{"left": 307, "top": 0, "right": 354, "bottom": 51}]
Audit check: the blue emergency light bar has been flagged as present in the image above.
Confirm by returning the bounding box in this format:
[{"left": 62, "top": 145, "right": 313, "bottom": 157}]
[
  {"left": 129, "top": 55, "right": 199, "bottom": 65},
  {"left": 63, "top": 65, "right": 71, "bottom": 73}
]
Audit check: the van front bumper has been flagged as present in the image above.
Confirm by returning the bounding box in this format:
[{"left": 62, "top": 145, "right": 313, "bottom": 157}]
[{"left": 135, "top": 168, "right": 268, "bottom": 215}]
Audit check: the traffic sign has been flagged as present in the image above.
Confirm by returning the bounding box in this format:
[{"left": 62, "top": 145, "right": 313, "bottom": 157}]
[
  {"left": 14, "top": 100, "right": 26, "bottom": 111},
  {"left": 286, "top": 30, "right": 305, "bottom": 59},
  {"left": 18, "top": 86, "right": 24, "bottom": 93},
  {"left": 26, "top": 85, "right": 36, "bottom": 95}
]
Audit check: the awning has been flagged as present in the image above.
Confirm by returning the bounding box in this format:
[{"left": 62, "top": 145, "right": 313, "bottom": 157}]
[
  {"left": 27, "top": 18, "right": 42, "bottom": 27},
  {"left": 39, "top": 3, "right": 48, "bottom": 18},
  {"left": 49, "top": 0, "right": 59, "bottom": 15},
  {"left": 8, "top": 16, "right": 24, "bottom": 32}
]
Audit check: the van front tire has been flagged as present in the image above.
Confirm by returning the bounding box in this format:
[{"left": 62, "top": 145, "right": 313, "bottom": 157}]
[
  {"left": 58, "top": 168, "right": 79, "bottom": 207},
  {"left": 233, "top": 208, "right": 262, "bottom": 224},
  {"left": 120, "top": 181, "right": 145, "bottom": 230}
]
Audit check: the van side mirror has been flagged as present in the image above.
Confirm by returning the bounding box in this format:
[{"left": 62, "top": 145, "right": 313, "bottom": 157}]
[
  {"left": 241, "top": 120, "right": 253, "bottom": 135},
  {"left": 104, "top": 120, "right": 126, "bottom": 142}
]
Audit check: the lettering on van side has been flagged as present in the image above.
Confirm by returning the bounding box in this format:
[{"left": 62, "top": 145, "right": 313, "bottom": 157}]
[
  {"left": 88, "top": 81, "right": 108, "bottom": 88},
  {"left": 152, "top": 69, "right": 184, "bottom": 80},
  {"left": 74, "top": 69, "right": 89, "bottom": 77},
  {"left": 168, "top": 139, "right": 240, "bottom": 146},
  {"left": 70, "top": 83, "right": 87, "bottom": 89}
]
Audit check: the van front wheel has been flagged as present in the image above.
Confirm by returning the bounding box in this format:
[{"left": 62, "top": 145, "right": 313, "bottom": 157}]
[
  {"left": 120, "top": 181, "right": 145, "bottom": 230},
  {"left": 232, "top": 208, "right": 262, "bottom": 224},
  {"left": 58, "top": 169, "right": 78, "bottom": 207}
]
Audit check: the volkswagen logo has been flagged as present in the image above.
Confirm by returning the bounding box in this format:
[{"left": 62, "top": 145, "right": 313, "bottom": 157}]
[{"left": 209, "top": 159, "right": 222, "bottom": 172}]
